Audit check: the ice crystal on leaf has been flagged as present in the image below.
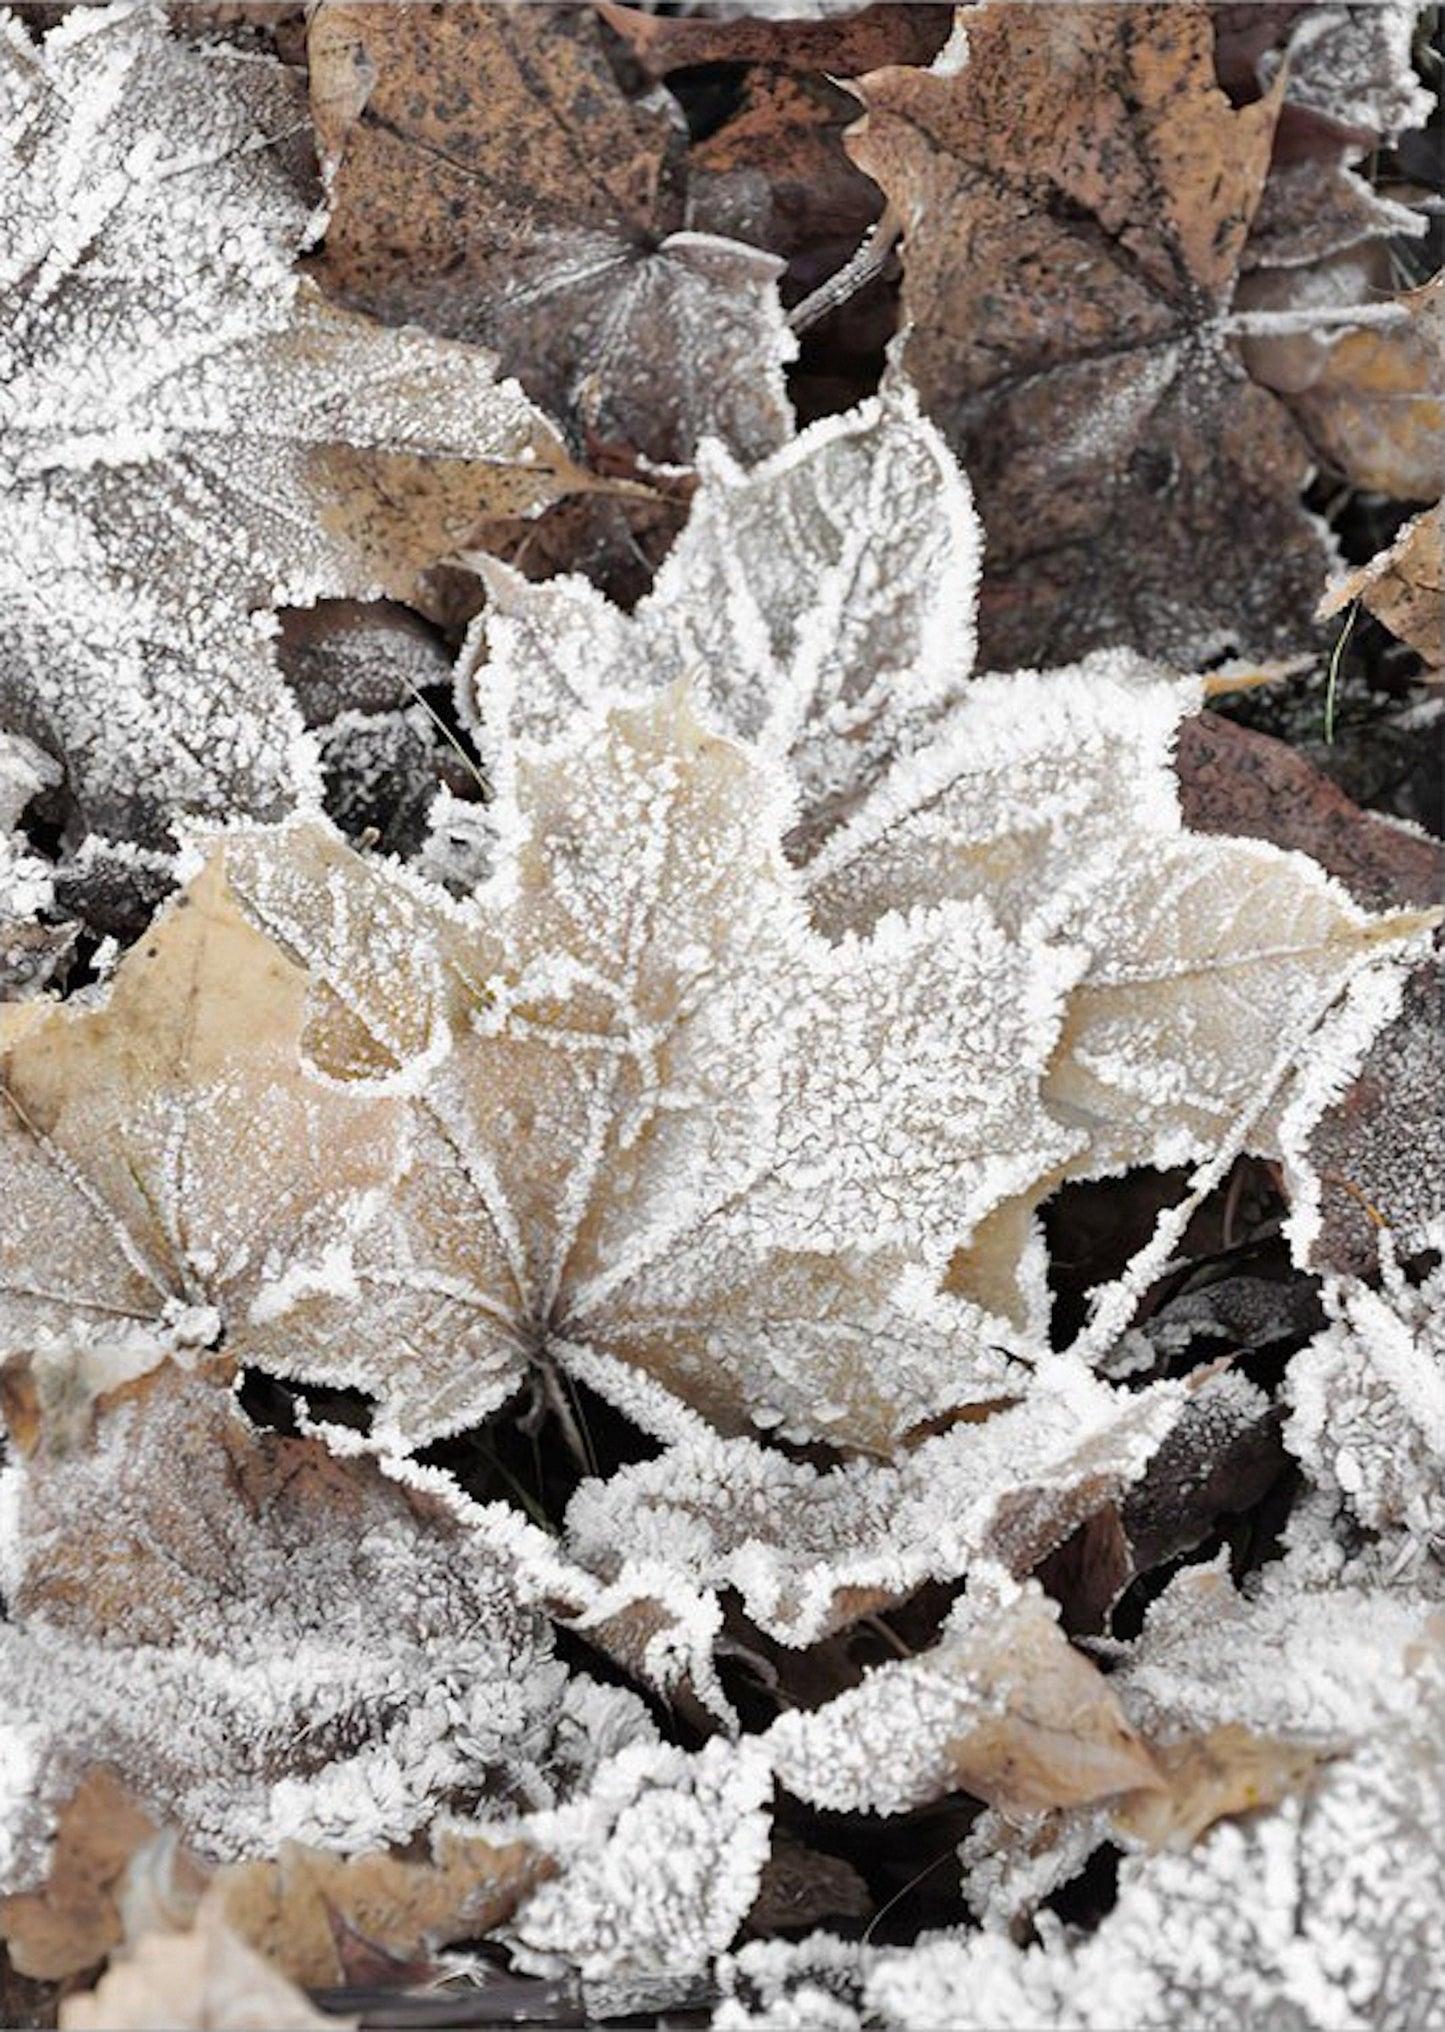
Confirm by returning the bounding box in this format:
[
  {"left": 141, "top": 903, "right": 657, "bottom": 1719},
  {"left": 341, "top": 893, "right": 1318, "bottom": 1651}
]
[
  {"left": 717, "top": 1583, "right": 1445, "bottom": 2032},
  {"left": 0, "top": 1364, "right": 569, "bottom": 1888},
  {"left": 560, "top": 1362, "right": 1182, "bottom": 1652},
  {"left": 471, "top": 394, "right": 1434, "bottom": 1337},
  {"left": 502, "top": 1738, "right": 772, "bottom": 1994},
  {"left": 0, "top": 0, "right": 583, "bottom": 847},
  {"left": 26, "top": 684, "right": 1080, "bottom": 1456},
  {"left": 1285, "top": 1230, "right": 1445, "bottom": 1573}
]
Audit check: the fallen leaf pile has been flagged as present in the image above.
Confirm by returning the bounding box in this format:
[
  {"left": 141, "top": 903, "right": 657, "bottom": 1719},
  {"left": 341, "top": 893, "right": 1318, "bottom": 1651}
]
[{"left": 1, "top": 4, "right": 1441, "bottom": 2030}]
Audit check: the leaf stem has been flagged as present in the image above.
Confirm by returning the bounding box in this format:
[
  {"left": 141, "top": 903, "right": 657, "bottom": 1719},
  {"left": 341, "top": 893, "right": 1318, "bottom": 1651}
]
[{"left": 1324, "top": 598, "right": 1359, "bottom": 746}]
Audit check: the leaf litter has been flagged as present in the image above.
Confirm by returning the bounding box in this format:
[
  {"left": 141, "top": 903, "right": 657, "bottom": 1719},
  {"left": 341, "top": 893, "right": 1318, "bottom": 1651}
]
[{"left": 0, "top": 3, "right": 1442, "bottom": 2028}]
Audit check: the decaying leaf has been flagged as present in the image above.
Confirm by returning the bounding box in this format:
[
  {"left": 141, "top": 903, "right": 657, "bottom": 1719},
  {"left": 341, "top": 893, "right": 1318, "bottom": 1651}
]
[
  {"left": 1320, "top": 503, "right": 1445, "bottom": 672},
  {"left": 308, "top": 1, "right": 796, "bottom": 465},
  {"left": 0, "top": 1, "right": 585, "bottom": 846},
  {"left": 844, "top": 3, "right": 1335, "bottom": 668},
  {"left": 151, "top": 690, "right": 1082, "bottom": 1455},
  {"left": 59, "top": 1887, "right": 353, "bottom": 2032},
  {"left": 0, "top": 847, "right": 423, "bottom": 1405},
  {"left": 766, "top": 1577, "right": 1164, "bottom": 1820}
]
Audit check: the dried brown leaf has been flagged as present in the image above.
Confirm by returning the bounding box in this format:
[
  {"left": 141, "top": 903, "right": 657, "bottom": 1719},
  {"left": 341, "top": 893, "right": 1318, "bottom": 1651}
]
[
  {"left": 767, "top": 1583, "right": 1164, "bottom": 1821},
  {"left": 1242, "top": 266, "right": 1445, "bottom": 501},
  {"left": 213, "top": 1835, "right": 551, "bottom": 1988},
  {"left": 309, "top": 2, "right": 795, "bottom": 464},
  {"left": 847, "top": 3, "right": 1331, "bottom": 668},
  {"left": 0, "top": 1772, "right": 157, "bottom": 1982},
  {"left": 1320, "top": 504, "right": 1445, "bottom": 671},
  {"left": 1175, "top": 710, "right": 1445, "bottom": 915},
  {"left": 1110, "top": 1726, "right": 1328, "bottom": 1850}
]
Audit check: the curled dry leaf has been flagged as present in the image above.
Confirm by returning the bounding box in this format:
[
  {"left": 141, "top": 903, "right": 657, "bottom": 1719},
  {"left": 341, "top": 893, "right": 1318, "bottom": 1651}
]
[
  {"left": 308, "top": 1, "right": 796, "bottom": 465},
  {"left": 1108, "top": 1724, "right": 1329, "bottom": 1851},
  {"left": 1320, "top": 503, "right": 1445, "bottom": 673},
  {"left": 766, "top": 1579, "right": 1164, "bottom": 1821},
  {"left": 1241, "top": 264, "right": 1445, "bottom": 502},
  {"left": 844, "top": 2, "right": 1333, "bottom": 669},
  {"left": 212, "top": 1833, "right": 551, "bottom": 1988},
  {"left": 0, "top": 2, "right": 586, "bottom": 846}
]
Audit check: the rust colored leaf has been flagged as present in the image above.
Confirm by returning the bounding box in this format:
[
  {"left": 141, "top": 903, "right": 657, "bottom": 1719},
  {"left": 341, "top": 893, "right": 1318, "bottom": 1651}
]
[
  {"left": 309, "top": 3, "right": 795, "bottom": 465},
  {"left": 847, "top": 4, "right": 1332, "bottom": 668},
  {"left": 1176, "top": 710, "right": 1445, "bottom": 915}
]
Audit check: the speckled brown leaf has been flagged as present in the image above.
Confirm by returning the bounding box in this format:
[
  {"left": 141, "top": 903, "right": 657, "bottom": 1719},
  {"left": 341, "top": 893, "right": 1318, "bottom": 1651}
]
[
  {"left": 847, "top": 3, "right": 1333, "bottom": 668},
  {"left": 308, "top": 2, "right": 795, "bottom": 465}
]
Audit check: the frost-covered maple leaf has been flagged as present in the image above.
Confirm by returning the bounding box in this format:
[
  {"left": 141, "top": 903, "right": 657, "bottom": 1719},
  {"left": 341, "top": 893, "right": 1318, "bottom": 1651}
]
[
  {"left": 1, "top": 684, "right": 1084, "bottom": 1457},
  {"left": 0, "top": 0, "right": 584, "bottom": 846},
  {"left": 471, "top": 392, "right": 1436, "bottom": 1339}
]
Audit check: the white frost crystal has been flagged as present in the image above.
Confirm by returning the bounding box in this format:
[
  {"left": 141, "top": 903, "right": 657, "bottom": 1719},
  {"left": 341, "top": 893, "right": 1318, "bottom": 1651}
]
[
  {"left": 504, "top": 1738, "right": 772, "bottom": 1986},
  {"left": 1285, "top": 1231, "right": 1445, "bottom": 1569}
]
